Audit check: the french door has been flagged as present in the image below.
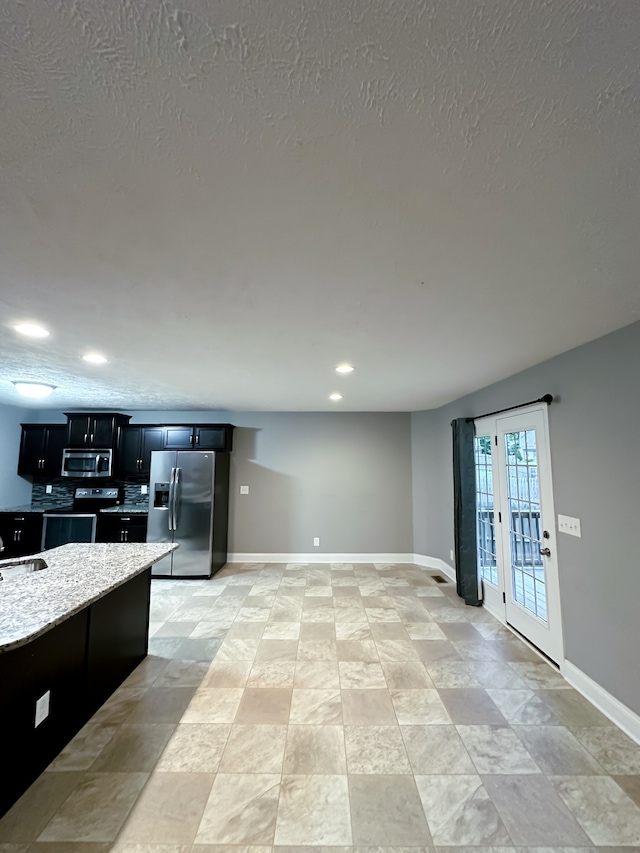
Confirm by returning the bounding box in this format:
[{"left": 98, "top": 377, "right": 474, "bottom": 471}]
[{"left": 474, "top": 406, "right": 563, "bottom": 664}]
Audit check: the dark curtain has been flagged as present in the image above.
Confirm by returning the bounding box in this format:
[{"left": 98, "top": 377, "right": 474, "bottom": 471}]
[{"left": 452, "top": 418, "right": 482, "bottom": 606}]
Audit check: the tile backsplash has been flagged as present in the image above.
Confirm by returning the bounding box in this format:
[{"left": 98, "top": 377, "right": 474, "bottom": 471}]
[{"left": 31, "top": 479, "right": 149, "bottom": 510}]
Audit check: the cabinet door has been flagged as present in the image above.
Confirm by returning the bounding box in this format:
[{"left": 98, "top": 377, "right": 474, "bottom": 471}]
[
  {"left": 118, "top": 428, "right": 143, "bottom": 477},
  {"left": 42, "top": 426, "right": 67, "bottom": 478},
  {"left": 18, "top": 426, "right": 46, "bottom": 475},
  {"left": 163, "top": 426, "right": 194, "bottom": 450},
  {"left": 67, "top": 415, "right": 92, "bottom": 447},
  {"left": 194, "top": 426, "right": 233, "bottom": 451},
  {"left": 0, "top": 514, "right": 43, "bottom": 557},
  {"left": 120, "top": 518, "right": 147, "bottom": 543},
  {"left": 139, "top": 428, "right": 165, "bottom": 476},
  {"left": 91, "top": 416, "right": 120, "bottom": 448}
]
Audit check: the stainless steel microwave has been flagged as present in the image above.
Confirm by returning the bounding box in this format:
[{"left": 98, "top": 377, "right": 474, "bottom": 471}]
[{"left": 61, "top": 449, "right": 113, "bottom": 478}]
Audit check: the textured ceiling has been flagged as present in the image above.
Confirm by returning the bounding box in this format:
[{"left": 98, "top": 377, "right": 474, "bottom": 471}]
[{"left": 1, "top": 0, "right": 639, "bottom": 412}]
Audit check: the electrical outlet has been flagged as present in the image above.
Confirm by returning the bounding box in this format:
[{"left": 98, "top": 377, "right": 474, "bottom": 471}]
[
  {"left": 449, "top": 549, "right": 454, "bottom": 561},
  {"left": 240, "top": 485, "right": 249, "bottom": 495},
  {"left": 313, "top": 537, "right": 320, "bottom": 547},
  {"left": 141, "top": 484, "right": 148, "bottom": 495},
  {"left": 35, "top": 690, "right": 50, "bottom": 728},
  {"left": 558, "top": 514, "right": 581, "bottom": 537},
  {"left": 45, "top": 484, "right": 53, "bottom": 494}
]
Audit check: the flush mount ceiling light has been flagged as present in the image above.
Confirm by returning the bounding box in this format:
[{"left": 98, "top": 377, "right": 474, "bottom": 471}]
[
  {"left": 13, "top": 323, "right": 49, "bottom": 338},
  {"left": 329, "top": 393, "right": 343, "bottom": 401},
  {"left": 335, "top": 363, "right": 354, "bottom": 374},
  {"left": 12, "top": 381, "right": 57, "bottom": 399},
  {"left": 82, "top": 353, "right": 108, "bottom": 364}
]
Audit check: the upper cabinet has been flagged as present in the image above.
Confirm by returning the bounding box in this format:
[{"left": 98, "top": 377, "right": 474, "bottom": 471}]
[
  {"left": 163, "top": 424, "right": 234, "bottom": 452},
  {"left": 118, "top": 426, "right": 165, "bottom": 478},
  {"left": 18, "top": 425, "right": 67, "bottom": 478},
  {"left": 65, "top": 413, "right": 131, "bottom": 449}
]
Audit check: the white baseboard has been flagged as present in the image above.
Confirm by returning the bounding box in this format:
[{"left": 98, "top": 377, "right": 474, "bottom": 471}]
[
  {"left": 411, "top": 554, "right": 457, "bottom": 583},
  {"left": 228, "top": 552, "right": 415, "bottom": 565},
  {"left": 227, "top": 552, "right": 456, "bottom": 580},
  {"left": 563, "top": 660, "right": 640, "bottom": 746}
]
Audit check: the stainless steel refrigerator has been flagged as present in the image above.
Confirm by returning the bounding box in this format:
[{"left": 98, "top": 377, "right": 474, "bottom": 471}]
[{"left": 147, "top": 450, "right": 230, "bottom": 578}]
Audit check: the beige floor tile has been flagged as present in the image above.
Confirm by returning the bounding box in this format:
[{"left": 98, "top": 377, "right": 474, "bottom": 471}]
[
  {"left": 339, "top": 661, "right": 387, "bottom": 689},
  {"left": 401, "top": 724, "right": 475, "bottom": 774},
  {"left": 381, "top": 660, "right": 434, "bottom": 689},
  {"left": 215, "top": 639, "right": 260, "bottom": 661},
  {"left": 89, "top": 724, "right": 175, "bottom": 772},
  {"left": 336, "top": 640, "right": 380, "bottom": 661},
  {"left": 299, "top": 622, "right": 336, "bottom": 639},
  {"left": 389, "top": 689, "right": 451, "bottom": 725},
  {"left": 24, "top": 843, "right": 114, "bottom": 852},
  {"left": 219, "top": 725, "right": 287, "bottom": 773},
  {"left": 247, "top": 660, "right": 296, "bottom": 688},
  {"left": 349, "top": 775, "right": 431, "bottom": 846},
  {"left": 111, "top": 843, "right": 192, "bottom": 852},
  {"left": 426, "top": 661, "right": 482, "bottom": 688},
  {"left": 345, "top": 725, "right": 411, "bottom": 774},
  {"left": 124, "top": 688, "right": 196, "bottom": 724},
  {"left": 0, "top": 772, "right": 84, "bottom": 843},
  {"left": 550, "top": 774, "right": 640, "bottom": 846},
  {"left": 151, "top": 660, "right": 208, "bottom": 688},
  {"left": 294, "top": 660, "right": 340, "bottom": 688},
  {"left": 297, "top": 639, "right": 338, "bottom": 661},
  {"left": 115, "top": 772, "right": 214, "bottom": 845},
  {"left": 48, "top": 722, "right": 119, "bottom": 771},
  {"left": 284, "top": 726, "right": 346, "bottom": 774},
  {"left": 182, "top": 688, "right": 244, "bottom": 723},
  {"left": 334, "top": 623, "right": 372, "bottom": 641},
  {"left": 514, "top": 725, "right": 606, "bottom": 775},
  {"left": 195, "top": 774, "right": 280, "bottom": 845},
  {"left": 342, "top": 689, "right": 397, "bottom": 725},
  {"left": 235, "top": 688, "right": 292, "bottom": 724},
  {"left": 509, "top": 662, "right": 571, "bottom": 690},
  {"left": 155, "top": 724, "right": 231, "bottom": 772},
  {"left": 255, "top": 639, "right": 299, "bottom": 661},
  {"left": 275, "top": 775, "right": 351, "bottom": 846},
  {"left": 289, "top": 688, "right": 343, "bottom": 724},
  {"left": 457, "top": 724, "right": 541, "bottom": 774},
  {"left": 374, "top": 638, "right": 420, "bottom": 662},
  {"left": 416, "top": 774, "right": 512, "bottom": 846},
  {"left": 38, "top": 773, "right": 148, "bottom": 843},
  {"left": 201, "top": 660, "right": 252, "bottom": 688},
  {"left": 262, "top": 622, "right": 300, "bottom": 639}
]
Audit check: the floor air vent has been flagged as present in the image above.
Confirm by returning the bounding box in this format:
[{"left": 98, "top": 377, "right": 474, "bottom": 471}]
[{"left": 431, "top": 574, "right": 448, "bottom": 584}]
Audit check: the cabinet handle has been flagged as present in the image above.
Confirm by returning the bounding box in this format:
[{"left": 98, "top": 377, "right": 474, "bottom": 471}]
[
  {"left": 195, "top": 434, "right": 199, "bottom": 445},
  {"left": 90, "top": 433, "right": 94, "bottom": 444},
  {"left": 121, "top": 518, "right": 131, "bottom": 522},
  {"left": 84, "top": 433, "right": 88, "bottom": 444},
  {"left": 124, "top": 530, "right": 128, "bottom": 542},
  {"left": 138, "top": 459, "right": 142, "bottom": 471}
]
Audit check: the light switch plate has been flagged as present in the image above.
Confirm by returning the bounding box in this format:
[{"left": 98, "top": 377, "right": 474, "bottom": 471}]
[
  {"left": 35, "top": 690, "right": 50, "bottom": 728},
  {"left": 45, "top": 484, "right": 53, "bottom": 494},
  {"left": 313, "top": 537, "right": 320, "bottom": 547},
  {"left": 141, "top": 484, "right": 148, "bottom": 494},
  {"left": 240, "top": 485, "right": 249, "bottom": 495},
  {"left": 558, "top": 514, "right": 581, "bottom": 537}
]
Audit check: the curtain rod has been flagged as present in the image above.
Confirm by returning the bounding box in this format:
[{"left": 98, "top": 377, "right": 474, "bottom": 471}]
[{"left": 465, "top": 394, "right": 553, "bottom": 423}]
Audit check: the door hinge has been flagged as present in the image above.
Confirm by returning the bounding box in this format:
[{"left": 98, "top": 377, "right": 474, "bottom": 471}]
[
  {"left": 494, "top": 435, "right": 497, "bottom": 446},
  {"left": 502, "top": 592, "right": 506, "bottom": 604},
  {"left": 498, "top": 511, "right": 502, "bottom": 522}
]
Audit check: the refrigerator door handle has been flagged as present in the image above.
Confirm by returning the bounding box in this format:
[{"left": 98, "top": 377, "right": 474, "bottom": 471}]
[
  {"left": 173, "top": 467, "right": 182, "bottom": 530},
  {"left": 168, "top": 467, "right": 177, "bottom": 531}
]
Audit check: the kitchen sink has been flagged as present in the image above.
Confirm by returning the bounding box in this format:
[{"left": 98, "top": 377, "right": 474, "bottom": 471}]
[{"left": 0, "top": 558, "right": 48, "bottom": 581}]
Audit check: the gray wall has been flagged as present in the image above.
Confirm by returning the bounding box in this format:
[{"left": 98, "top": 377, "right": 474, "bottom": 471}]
[
  {"left": 411, "top": 320, "right": 640, "bottom": 715},
  {"left": 128, "top": 411, "right": 413, "bottom": 555},
  {"left": 0, "top": 402, "right": 32, "bottom": 508}
]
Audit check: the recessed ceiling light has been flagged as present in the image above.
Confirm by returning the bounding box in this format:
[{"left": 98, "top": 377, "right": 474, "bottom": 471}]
[
  {"left": 82, "top": 353, "right": 108, "bottom": 365},
  {"left": 329, "top": 393, "right": 343, "bottom": 401},
  {"left": 12, "top": 381, "right": 56, "bottom": 399},
  {"left": 335, "top": 363, "right": 354, "bottom": 374},
  {"left": 14, "top": 323, "right": 49, "bottom": 338}
]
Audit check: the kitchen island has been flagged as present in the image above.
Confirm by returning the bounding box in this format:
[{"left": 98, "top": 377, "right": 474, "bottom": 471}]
[{"left": 0, "top": 542, "right": 176, "bottom": 817}]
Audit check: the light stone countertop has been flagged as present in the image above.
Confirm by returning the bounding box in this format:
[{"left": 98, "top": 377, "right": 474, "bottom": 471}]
[
  {"left": 99, "top": 505, "right": 148, "bottom": 514},
  {"left": 0, "top": 542, "right": 177, "bottom": 653}
]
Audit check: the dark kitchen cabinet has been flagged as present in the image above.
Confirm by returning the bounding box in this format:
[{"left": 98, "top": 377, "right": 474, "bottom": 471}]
[
  {"left": 163, "top": 424, "right": 234, "bottom": 452},
  {"left": 65, "top": 413, "right": 131, "bottom": 449},
  {"left": 18, "top": 425, "right": 67, "bottom": 478},
  {"left": 96, "top": 514, "right": 147, "bottom": 544},
  {"left": 0, "top": 513, "right": 43, "bottom": 558},
  {"left": 118, "top": 426, "right": 165, "bottom": 477}
]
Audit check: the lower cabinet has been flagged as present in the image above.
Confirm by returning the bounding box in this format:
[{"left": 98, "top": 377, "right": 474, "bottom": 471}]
[
  {"left": 0, "top": 569, "right": 151, "bottom": 817},
  {"left": 0, "top": 513, "right": 43, "bottom": 557},
  {"left": 96, "top": 514, "right": 147, "bottom": 543}
]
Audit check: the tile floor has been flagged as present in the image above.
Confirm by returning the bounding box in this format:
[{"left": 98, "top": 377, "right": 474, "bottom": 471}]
[{"left": 2, "top": 560, "right": 640, "bottom": 851}]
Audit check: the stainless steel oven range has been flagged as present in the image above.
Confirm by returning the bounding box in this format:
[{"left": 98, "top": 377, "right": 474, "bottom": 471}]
[{"left": 41, "top": 487, "right": 124, "bottom": 550}]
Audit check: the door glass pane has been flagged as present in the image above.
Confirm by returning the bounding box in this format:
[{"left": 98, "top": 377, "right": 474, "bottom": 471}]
[
  {"left": 474, "top": 435, "right": 497, "bottom": 587},
  {"left": 504, "top": 429, "right": 547, "bottom": 621}
]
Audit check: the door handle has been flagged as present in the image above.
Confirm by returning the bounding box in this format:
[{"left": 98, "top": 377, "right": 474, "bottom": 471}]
[
  {"left": 539, "top": 547, "right": 551, "bottom": 557},
  {"left": 173, "top": 467, "right": 182, "bottom": 530},
  {"left": 168, "top": 467, "right": 177, "bottom": 531}
]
